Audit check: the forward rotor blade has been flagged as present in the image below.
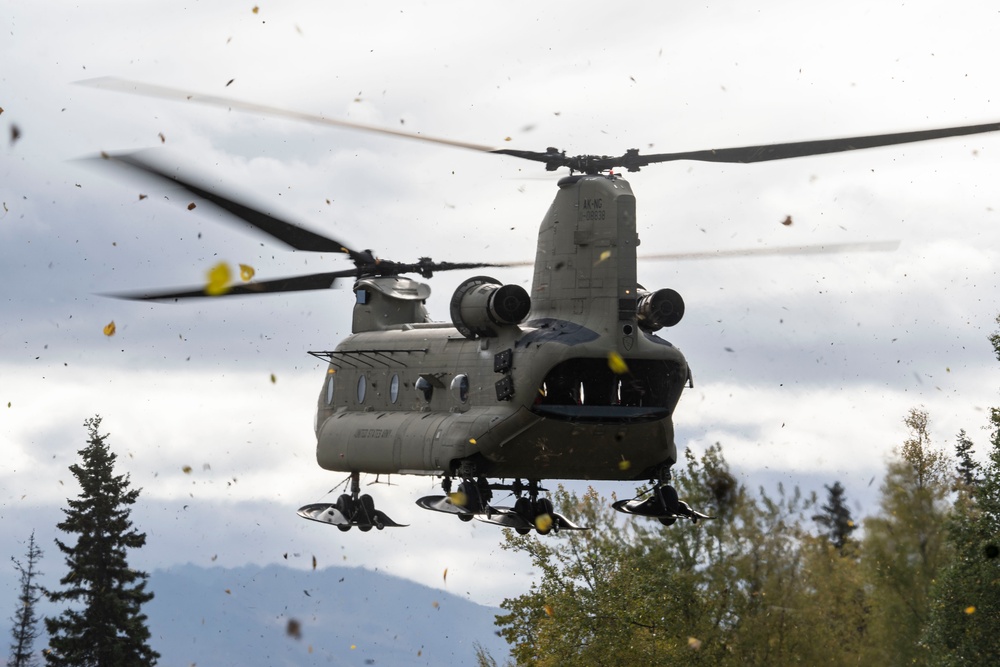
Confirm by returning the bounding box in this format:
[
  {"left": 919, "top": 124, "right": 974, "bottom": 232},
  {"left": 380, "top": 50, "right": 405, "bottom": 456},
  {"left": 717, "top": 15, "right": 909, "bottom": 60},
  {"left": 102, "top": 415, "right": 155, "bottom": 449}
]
[
  {"left": 640, "top": 240, "right": 900, "bottom": 261},
  {"left": 98, "top": 152, "right": 366, "bottom": 259},
  {"left": 108, "top": 269, "right": 358, "bottom": 301},
  {"left": 77, "top": 77, "right": 498, "bottom": 153},
  {"left": 639, "top": 122, "right": 1000, "bottom": 166}
]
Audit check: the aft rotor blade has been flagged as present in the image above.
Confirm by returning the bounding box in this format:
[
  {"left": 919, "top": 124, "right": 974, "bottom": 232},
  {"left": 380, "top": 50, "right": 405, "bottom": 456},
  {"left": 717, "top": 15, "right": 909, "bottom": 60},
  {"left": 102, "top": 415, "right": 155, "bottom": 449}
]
[
  {"left": 638, "top": 122, "right": 1000, "bottom": 165},
  {"left": 98, "top": 151, "right": 366, "bottom": 260},
  {"left": 77, "top": 77, "right": 498, "bottom": 153},
  {"left": 641, "top": 240, "right": 900, "bottom": 261},
  {"left": 108, "top": 269, "right": 358, "bottom": 301}
]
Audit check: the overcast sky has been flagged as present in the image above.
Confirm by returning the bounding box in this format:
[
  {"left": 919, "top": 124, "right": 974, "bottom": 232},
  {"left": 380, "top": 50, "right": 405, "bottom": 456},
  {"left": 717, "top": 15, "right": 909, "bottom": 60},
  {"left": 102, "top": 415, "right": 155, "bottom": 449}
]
[{"left": 3, "top": 1, "right": 1000, "bottom": 608}]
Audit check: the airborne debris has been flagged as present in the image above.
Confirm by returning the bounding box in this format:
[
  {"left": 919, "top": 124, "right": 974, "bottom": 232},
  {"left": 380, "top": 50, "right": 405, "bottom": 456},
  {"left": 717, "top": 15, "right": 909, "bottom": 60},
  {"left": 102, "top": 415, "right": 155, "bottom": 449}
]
[
  {"left": 10, "top": 124, "right": 22, "bottom": 145},
  {"left": 286, "top": 618, "right": 302, "bottom": 639},
  {"left": 781, "top": 215, "right": 793, "bottom": 226},
  {"left": 103, "top": 321, "right": 116, "bottom": 337}
]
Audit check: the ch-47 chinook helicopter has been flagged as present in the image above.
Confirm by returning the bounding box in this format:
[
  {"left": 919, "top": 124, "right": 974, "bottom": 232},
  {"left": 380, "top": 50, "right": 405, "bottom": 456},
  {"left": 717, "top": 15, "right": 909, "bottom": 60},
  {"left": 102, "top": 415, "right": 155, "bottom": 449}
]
[{"left": 84, "top": 78, "right": 1000, "bottom": 534}]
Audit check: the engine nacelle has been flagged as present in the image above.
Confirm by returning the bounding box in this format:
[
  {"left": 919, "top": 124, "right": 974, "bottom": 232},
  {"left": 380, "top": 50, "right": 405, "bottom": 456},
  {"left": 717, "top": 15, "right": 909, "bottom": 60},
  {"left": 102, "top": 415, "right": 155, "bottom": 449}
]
[
  {"left": 450, "top": 276, "right": 531, "bottom": 339},
  {"left": 636, "top": 288, "right": 684, "bottom": 331}
]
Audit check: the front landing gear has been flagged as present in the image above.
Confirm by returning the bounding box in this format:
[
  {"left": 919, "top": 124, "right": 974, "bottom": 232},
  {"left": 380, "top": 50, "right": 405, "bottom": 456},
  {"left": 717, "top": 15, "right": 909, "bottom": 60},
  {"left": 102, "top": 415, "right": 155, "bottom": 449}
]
[
  {"left": 298, "top": 472, "right": 407, "bottom": 531},
  {"left": 612, "top": 472, "right": 712, "bottom": 525},
  {"left": 416, "top": 477, "right": 588, "bottom": 535}
]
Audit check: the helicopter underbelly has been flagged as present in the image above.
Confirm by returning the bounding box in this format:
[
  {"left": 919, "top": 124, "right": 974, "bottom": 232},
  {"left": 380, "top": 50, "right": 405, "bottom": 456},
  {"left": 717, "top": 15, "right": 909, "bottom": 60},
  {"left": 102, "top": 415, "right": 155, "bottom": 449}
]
[{"left": 480, "top": 410, "right": 676, "bottom": 481}]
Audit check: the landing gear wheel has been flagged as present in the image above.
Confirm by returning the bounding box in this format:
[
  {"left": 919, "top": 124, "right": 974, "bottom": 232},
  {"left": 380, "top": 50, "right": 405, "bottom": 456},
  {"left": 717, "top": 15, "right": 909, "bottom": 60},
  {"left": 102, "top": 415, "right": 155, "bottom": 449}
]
[
  {"left": 514, "top": 496, "right": 532, "bottom": 521},
  {"left": 659, "top": 516, "right": 678, "bottom": 526},
  {"left": 656, "top": 484, "right": 680, "bottom": 516}
]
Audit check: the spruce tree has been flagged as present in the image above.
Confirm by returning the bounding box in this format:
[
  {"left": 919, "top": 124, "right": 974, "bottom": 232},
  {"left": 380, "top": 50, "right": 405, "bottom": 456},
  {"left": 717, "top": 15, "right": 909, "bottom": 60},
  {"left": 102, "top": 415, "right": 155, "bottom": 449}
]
[
  {"left": 953, "top": 429, "right": 980, "bottom": 489},
  {"left": 44, "top": 416, "right": 159, "bottom": 666},
  {"left": 9, "top": 531, "right": 43, "bottom": 667},
  {"left": 812, "top": 481, "right": 857, "bottom": 552}
]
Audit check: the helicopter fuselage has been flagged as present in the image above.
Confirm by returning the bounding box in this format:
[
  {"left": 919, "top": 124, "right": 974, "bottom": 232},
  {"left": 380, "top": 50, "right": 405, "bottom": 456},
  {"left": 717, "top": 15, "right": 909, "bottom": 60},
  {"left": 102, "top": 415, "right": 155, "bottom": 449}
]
[{"left": 312, "top": 174, "right": 690, "bottom": 483}]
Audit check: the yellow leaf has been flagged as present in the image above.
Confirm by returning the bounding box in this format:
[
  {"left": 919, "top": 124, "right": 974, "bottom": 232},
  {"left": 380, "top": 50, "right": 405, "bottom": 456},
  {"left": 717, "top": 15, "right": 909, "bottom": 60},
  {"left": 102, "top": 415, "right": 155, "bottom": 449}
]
[
  {"left": 618, "top": 458, "right": 631, "bottom": 471},
  {"left": 595, "top": 249, "right": 612, "bottom": 264},
  {"left": 965, "top": 605, "right": 976, "bottom": 614},
  {"left": 448, "top": 491, "right": 468, "bottom": 507},
  {"left": 103, "top": 321, "right": 116, "bottom": 337},
  {"left": 687, "top": 636, "right": 702, "bottom": 650},
  {"left": 270, "top": 373, "right": 277, "bottom": 384},
  {"left": 432, "top": 601, "right": 439, "bottom": 609},
  {"left": 607, "top": 351, "right": 629, "bottom": 375},
  {"left": 443, "top": 568, "right": 448, "bottom": 583},
  {"left": 239, "top": 263, "right": 255, "bottom": 281},
  {"left": 535, "top": 513, "right": 553, "bottom": 532},
  {"left": 468, "top": 438, "right": 477, "bottom": 445},
  {"left": 182, "top": 465, "right": 192, "bottom": 474},
  {"left": 252, "top": 5, "right": 259, "bottom": 14},
  {"left": 205, "top": 262, "right": 232, "bottom": 296},
  {"left": 543, "top": 604, "right": 554, "bottom": 617}
]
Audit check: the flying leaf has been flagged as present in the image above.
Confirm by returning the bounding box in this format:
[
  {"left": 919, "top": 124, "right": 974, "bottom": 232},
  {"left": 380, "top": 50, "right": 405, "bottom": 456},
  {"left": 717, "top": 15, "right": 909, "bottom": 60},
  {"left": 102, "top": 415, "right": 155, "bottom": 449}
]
[
  {"left": 543, "top": 604, "right": 554, "bottom": 617},
  {"left": 286, "top": 618, "right": 302, "bottom": 639},
  {"left": 205, "top": 262, "right": 232, "bottom": 296},
  {"left": 187, "top": 202, "right": 197, "bottom": 211},
  {"left": 448, "top": 491, "right": 468, "bottom": 507},
  {"left": 595, "top": 250, "right": 612, "bottom": 265},
  {"left": 442, "top": 568, "right": 448, "bottom": 583},
  {"left": 618, "top": 458, "right": 631, "bottom": 471},
  {"left": 158, "top": 132, "right": 166, "bottom": 143},
  {"left": 965, "top": 606, "right": 976, "bottom": 614},
  {"left": 239, "top": 263, "right": 255, "bottom": 281},
  {"left": 182, "top": 465, "right": 193, "bottom": 474},
  {"left": 312, "top": 555, "right": 317, "bottom": 570},
  {"left": 535, "top": 513, "right": 553, "bottom": 533},
  {"left": 252, "top": 5, "right": 259, "bottom": 13},
  {"left": 781, "top": 215, "right": 793, "bottom": 226},
  {"left": 103, "top": 321, "right": 116, "bottom": 337},
  {"left": 687, "top": 637, "right": 703, "bottom": 650},
  {"left": 607, "top": 351, "right": 629, "bottom": 375},
  {"left": 270, "top": 373, "right": 277, "bottom": 384}
]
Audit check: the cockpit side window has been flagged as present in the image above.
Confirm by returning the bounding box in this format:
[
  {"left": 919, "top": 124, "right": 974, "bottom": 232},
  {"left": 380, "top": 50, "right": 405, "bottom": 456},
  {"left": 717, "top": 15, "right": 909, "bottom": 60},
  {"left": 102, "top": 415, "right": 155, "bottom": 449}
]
[{"left": 536, "top": 358, "right": 684, "bottom": 411}]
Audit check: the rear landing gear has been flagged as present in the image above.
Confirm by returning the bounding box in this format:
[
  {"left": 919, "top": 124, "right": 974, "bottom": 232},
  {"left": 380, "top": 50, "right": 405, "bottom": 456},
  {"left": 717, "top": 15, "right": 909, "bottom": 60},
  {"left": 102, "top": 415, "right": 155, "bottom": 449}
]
[
  {"left": 612, "top": 467, "right": 712, "bottom": 524},
  {"left": 297, "top": 472, "right": 407, "bottom": 530}
]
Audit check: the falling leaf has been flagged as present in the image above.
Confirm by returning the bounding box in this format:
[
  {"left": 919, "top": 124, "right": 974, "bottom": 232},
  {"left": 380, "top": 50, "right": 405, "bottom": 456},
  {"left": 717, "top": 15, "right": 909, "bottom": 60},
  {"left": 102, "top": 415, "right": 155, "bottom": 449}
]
[
  {"left": 270, "top": 373, "right": 277, "bottom": 384},
  {"left": 252, "top": 5, "right": 259, "bottom": 13},
  {"left": 312, "top": 555, "right": 317, "bottom": 570},
  {"left": 10, "top": 124, "right": 21, "bottom": 145},
  {"left": 432, "top": 601, "right": 439, "bottom": 609},
  {"left": 448, "top": 491, "right": 468, "bottom": 507},
  {"left": 468, "top": 438, "right": 477, "bottom": 445},
  {"left": 286, "top": 618, "right": 302, "bottom": 639},
  {"left": 618, "top": 458, "right": 631, "bottom": 471},
  {"left": 187, "top": 202, "right": 197, "bottom": 211},
  {"left": 687, "top": 637, "right": 703, "bottom": 650},
  {"left": 595, "top": 250, "right": 612, "bottom": 265},
  {"left": 182, "top": 465, "right": 193, "bottom": 474},
  {"left": 224, "top": 589, "right": 231, "bottom": 595},
  {"left": 965, "top": 606, "right": 976, "bottom": 615},
  {"left": 226, "top": 79, "right": 235, "bottom": 87},
  {"left": 103, "top": 321, "right": 116, "bottom": 337},
  {"left": 535, "top": 513, "right": 553, "bottom": 533},
  {"left": 781, "top": 215, "right": 793, "bottom": 226},
  {"left": 504, "top": 136, "right": 512, "bottom": 142},
  {"left": 543, "top": 604, "right": 554, "bottom": 617},
  {"left": 205, "top": 262, "right": 232, "bottom": 295},
  {"left": 607, "top": 351, "right": 629, "bottom": 375},
  {"left": 239, "top": 263, "right": 255, "bottom": 281},
  {"left": 158, "top": 132, "right": 166, "bottom": 143},
  {"left": 442, "top": 568, "right": 448, "bottom": 583}
]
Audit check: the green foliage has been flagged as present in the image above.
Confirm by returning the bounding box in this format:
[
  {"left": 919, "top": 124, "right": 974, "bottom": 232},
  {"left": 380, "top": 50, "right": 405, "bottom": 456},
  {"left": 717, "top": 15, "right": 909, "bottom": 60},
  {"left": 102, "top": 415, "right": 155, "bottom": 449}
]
[
  {"left": 862, "top": 408, "right": 952, "bottom": 666},
  {"left": 9, "top": 531, "right": 44, "bottom": 667},
  {"left": 924, "top": 319, "right": 1000, "bottom": 665},
  {"left": 43, "top": 416, "right": 159, "bottom": 667}
]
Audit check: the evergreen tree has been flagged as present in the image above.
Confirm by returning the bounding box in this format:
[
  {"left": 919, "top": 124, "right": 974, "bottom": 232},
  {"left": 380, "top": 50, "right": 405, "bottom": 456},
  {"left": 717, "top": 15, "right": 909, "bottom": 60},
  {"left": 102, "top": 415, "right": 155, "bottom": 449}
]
[
  {"left": 862, "top": 408, "right": 951, "bottom": 666},
  {"left": 9, "top": 531, "right": 44, "bottom": 667},
  {"left": 812, "top": 481, "right": 857, "bottom": 552},
  {"left": 953, "top": 429, "right": 980, "bottom": 489},
  {"left": 924, "top": 318, "right": 1000, "bottom": 664},
  {"left": 44, "top": 416, "right": 159, "bottom": 666}
]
